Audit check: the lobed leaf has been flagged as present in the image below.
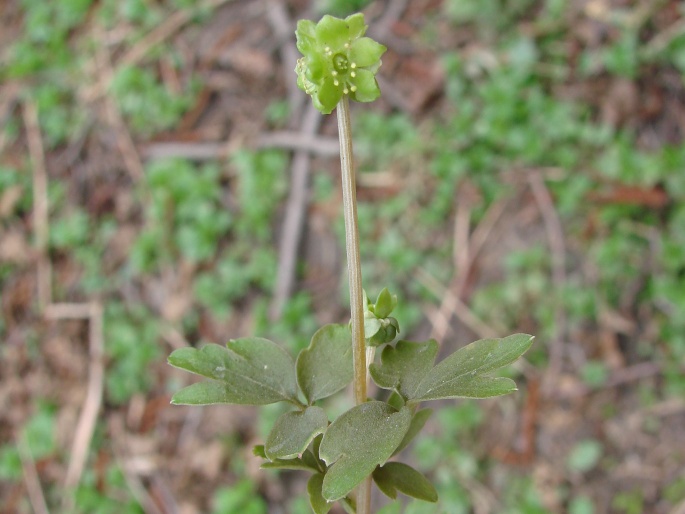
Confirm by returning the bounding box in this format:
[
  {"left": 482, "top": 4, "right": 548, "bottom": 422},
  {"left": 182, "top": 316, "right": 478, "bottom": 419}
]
[
  {"left": 297, "top": 324, "right": 353, "bottom": 404},
  {"left": 302, "top": 442, "right": 324, "bottom": 472},
  {"left": 171, "top": 381, "right": 247, "bottom": 406},
  {"left": 319, "top": 401, "right": 411, "bottom": 501},
  {"left": 169, "top": 337, "right": 298, "bottom": 405},
  {"left": 307, "top": 473, "right": 332, "bottom": 514},
  {"left": 265, "top": 406, "right": 328, "bottom": 460},
  {"left": 256, "top": 444, "right": 321, "bottom": 473},
  {"left": 414, "top": 334, "right": 534, "bottom": 402},
  {"left": 261, "top": 458, "right": 319, "bottom": 472},
  {"left": 387, "top": 391, "right": 405, "bottom": 411},
  {"left": 370, "top": 340, "right": 438, "bottom": 400},
  {"left": 372, "top": 462, "right": 438, "bottom": 502},
  {"left": 392, "top": 408, "right": 432, "bottom": 457}
]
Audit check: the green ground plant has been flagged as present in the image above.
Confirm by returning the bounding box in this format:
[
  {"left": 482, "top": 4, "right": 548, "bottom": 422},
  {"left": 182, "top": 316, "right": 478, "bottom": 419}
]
[{"left": 168, "top": 13, "right": 533, "bottom": 514}]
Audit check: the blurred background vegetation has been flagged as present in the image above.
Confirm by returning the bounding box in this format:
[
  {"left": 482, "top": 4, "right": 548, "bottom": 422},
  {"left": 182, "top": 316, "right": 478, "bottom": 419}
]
[{"left": 1, "top": 0, "right": 685, "bottom": 512}]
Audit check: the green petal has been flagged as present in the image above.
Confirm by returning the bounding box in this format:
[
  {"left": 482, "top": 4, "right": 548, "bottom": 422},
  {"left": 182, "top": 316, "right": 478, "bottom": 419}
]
[
  {"left": 345, "top": 13, "right": 367, "bottom": 39},
  {"left": 350, "top": 37, "right": 386, "bottom": 68},
  {"left": 316, "top": 77, "right": 343, "bottom": 114},
  {"left": 311, "top": 94, "right": 326, "bottom": 114},
  {"left": 350, "top": 69, "right": 380, "bottom": 103},
  {"left": 296, "top": 19, "right": 317, "bottom": 55},
  {"left": 296, "top": 72, "right": 311, "bottom": 94},
  {"left": 306, "top": 53, "right": 327, "bottom": 83},
  {"left": 315, "top": 15, "right": 350, "bottom": 51}
]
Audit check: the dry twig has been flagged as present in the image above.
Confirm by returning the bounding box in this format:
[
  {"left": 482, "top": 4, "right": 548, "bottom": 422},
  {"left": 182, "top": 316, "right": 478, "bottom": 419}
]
[
  {"left": 151, "top": 476, "right": 181, "bottom": 514},
  {"left": 431, "top": 194, "right": 509, "bottom": 342},
  {"left": 109, "top": 416, "right": 164, "bottom": 514},
  {"left": 418, "top": 267, "right": 503, "bottom": 340},
  {"left": 84, "top": 0, "right": 234, "bottom": 102},
  {"left": 61, "top": 303, "right": 104, "bottom": 492},
  {"left": 26, "top": 100, "right": 106, "bottom": 505},
  {"left": 0, "top": 82, "right": 21, "bottom": 154},
  {"left": 94, "top": 32, "right": 144, "bottom": 181},
  {"left": 528, "top": 172, "right": 567, "bottom": 382},
  {"left": 646, "top": 17, "right": 685, "bottom": 55},
  {"left": 267, "top": 1, "right": 327, "bottom": 321},
  {"left": 121, "top": 0, "right": 232, "bottom": 67},
  {"left": 270, "top": 104, "right": 322, "bottom": 320},
  {"left": 23, "top": 101, "right": 51, "bottom": 312},
  {"left": 142, "top": 132, "right": 339, "bottom": 161},
  {"left": 17, "top": 436, "right": 49, "bottom": 514},
  {"left": 258, "top": 131, "right": 339, "bottom": 156},
  {"left": 266, "top": 0, "right": 303, "bottom": 112}
]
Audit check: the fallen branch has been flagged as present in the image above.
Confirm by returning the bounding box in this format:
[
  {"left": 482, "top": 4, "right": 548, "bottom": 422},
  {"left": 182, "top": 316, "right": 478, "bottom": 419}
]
[
  {"left": 142, "top": 132, "right": 339, "bottom": 161},
  {"left": 26, "top": 104, "right": 106, "bottom": 506},
  {"left": 431, "top": 193, "right": 509, "bottom": 342},
  {"left": 418, "top": 267, "right": 503, "bottom": 340},
  {"left": 270, "top": 104, "right": 322, "bottom": 320},
  {"left": 528, "top": 171, "right": 567, "bottom": 383},
  {"left": 23, "top": 101, "right": 51, "bottom": 312},
  {"left": 61, "top": 303, "right": 104, "bottom": 493},
  {"left": 17, "top": 436, "right": 49, "bottom": 514}
]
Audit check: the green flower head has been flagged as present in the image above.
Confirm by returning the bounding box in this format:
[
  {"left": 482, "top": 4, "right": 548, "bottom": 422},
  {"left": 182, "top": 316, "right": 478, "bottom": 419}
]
[{"left": 295, "top": 13, "right": 387, "bottom": 114}]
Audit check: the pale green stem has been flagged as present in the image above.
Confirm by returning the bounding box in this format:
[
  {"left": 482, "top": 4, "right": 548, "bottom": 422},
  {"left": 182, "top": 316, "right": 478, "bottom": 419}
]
[
  {"left": 337, "top": 96, "right": 366, "bottom": 406},
  {"left": 336, "top": 96, "right": 371, "bottom": 514}
]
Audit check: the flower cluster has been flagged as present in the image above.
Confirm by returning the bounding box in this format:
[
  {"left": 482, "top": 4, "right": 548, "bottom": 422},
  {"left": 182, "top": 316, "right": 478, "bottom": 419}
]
[{"left": 295, "top": 13, "right": 387, "bottom": 114}]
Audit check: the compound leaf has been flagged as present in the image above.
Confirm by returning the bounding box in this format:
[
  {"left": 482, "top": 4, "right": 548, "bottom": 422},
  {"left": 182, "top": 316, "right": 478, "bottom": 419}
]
[
  {"left": 319, "top": 402, "right": 411, "bottom": 501},
  {"left": 414, "top": 334, "right": 533, "bottom": 402},
  {"left": 297, "top": 324, "right": 353, "bottom": 404},
  {"left": 255, "top": 444, "right": 321, "bottom": 473},
  {"left": 392, "top": 408, "right": 432, "bottom": 456},
  {"left": 370, "top": 340, "right": 438, "bottom": 400},
  {"left": 308, "top": 473, "right": 333, "bottom": 514},
  {"left": 372, "top": 462, "right": 437, "bottom": 502},
  {"left": 265, "top": 406, "right": 328, "bottom": 460},
  {"left": 260, "top": 458, "right": 320, "bottom": 472},
  {"left": 169, "top": 337, "right": 298, "bottom": 405}
]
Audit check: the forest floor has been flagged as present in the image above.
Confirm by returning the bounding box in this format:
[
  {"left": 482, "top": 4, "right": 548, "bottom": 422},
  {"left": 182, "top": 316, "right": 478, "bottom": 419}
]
[{"left": 1, "top": 1, "right": 685, "bottom": 513}]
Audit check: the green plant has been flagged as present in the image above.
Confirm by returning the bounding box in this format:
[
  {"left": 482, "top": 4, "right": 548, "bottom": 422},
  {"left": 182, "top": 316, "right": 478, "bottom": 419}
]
[
  {"left": 612, "top": 490, "right": 644, "bottom": 514},
  {"left": 105, "top": 303, "right": 161, "bottom": 404},
  {"left": 569, "top": 496, "right": 596, "bottom": 514},
  {"left": 211, "top": 479, "right": 268, "bottom": 514},
  {"left": 0, "top": 403, "right": 61, "bottom": 513},
  {"left": 168, "top": 13, "right": 533, "bottom": 514},
  {"left": 566, "top": 439, "right": 603, "bottom": 474},
  {"left": 130, "top": 158, "right": 231, "bottom": 272},
  {"left": 72, "top": 463, "right": 144, "bottom": 514},
  {"left": 110, "top": 66, "right": 198, "bottom": 137}
]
